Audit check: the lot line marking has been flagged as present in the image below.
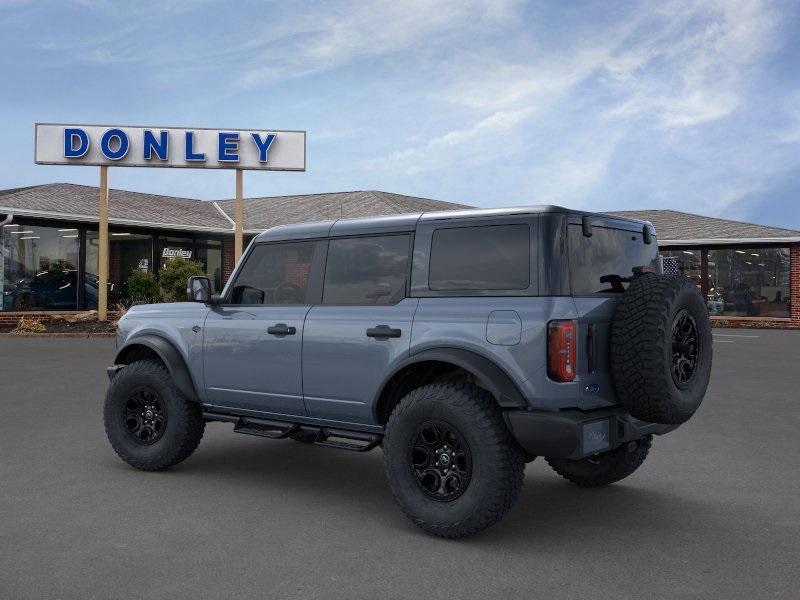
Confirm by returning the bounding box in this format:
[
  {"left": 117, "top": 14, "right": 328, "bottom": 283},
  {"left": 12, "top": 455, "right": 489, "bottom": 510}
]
[
  {"left": 713, "top": 339, "right": 734, "bottom": 343},
  {"left": 713, "top": 334, "right": 760, "bottom": 338}
]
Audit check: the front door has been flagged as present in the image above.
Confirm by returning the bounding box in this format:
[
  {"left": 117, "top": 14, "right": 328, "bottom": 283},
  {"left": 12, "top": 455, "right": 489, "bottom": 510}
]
[
  {"left": 302, "top": 234, "right": 415, "bottom": 425},
  {"left": 202, "top": 240, "right": 318, "bottom": 416}
]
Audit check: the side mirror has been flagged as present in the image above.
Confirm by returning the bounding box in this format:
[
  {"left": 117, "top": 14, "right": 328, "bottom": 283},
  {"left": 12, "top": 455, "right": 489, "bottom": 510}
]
[{"left": 187, "top": 276, "right": 211, "bottom": 303}]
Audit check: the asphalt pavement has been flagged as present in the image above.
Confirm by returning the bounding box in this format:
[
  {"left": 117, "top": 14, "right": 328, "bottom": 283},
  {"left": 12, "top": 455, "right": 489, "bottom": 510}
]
[{"left": 1, "top": 329, "right": 798, "bottom": 599}]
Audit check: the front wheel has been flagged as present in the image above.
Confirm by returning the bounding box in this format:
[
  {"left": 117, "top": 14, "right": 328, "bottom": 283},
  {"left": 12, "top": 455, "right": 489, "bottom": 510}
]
[
  {"left": 546, "top": 435, "right": 652, "bottom": 487},
  {"left": 383, "top": 380, "right": 525, "bottom": 538},
  {"left": 104, "top": 359, "right": 205, "bottom": 471}
]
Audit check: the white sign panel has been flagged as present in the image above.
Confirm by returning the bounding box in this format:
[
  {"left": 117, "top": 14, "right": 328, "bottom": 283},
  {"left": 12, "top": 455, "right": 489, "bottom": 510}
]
[{"left": 34, "top": 123, "right": 306, "bottom": 171}]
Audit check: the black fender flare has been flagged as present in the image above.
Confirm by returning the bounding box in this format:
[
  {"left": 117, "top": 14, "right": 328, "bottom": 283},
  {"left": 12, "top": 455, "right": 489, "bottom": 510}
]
[
  {"left": 114, "top": 334, "right": 199, "bottom": 402},
  {"left": 374, "top": 347, "right": 528, "bottom": 410}
]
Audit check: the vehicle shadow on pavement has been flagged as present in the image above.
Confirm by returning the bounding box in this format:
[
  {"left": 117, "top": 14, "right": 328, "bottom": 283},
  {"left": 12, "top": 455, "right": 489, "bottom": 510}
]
[{"left": 116, "top": 429, "right": 772, "bottom": 550}]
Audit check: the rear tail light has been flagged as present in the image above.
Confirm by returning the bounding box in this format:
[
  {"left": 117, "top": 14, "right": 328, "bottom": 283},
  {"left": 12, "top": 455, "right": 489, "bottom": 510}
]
[{"left": 548, "top": 320, "right": 576, "bottom": 382}]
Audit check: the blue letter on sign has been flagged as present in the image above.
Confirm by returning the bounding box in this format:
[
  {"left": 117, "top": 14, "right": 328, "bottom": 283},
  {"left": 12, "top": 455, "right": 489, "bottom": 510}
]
[
  {"left": 100, "top": 128, "right": 129, "bottom": 160},
  {"left": 64, "top": 128, "right": 89, "bottom": 158},
  {"left": 143, "top": 130, "right": 168, "bottom": 160},
  {"left": 251, "top": 133, "right": 276, "bottom": 162},
  {"left": 218, "top": 132, "right": 239, "bottom": 162},
  {"left": 185, "top": 131, "right": 205, "bottom": 161}
]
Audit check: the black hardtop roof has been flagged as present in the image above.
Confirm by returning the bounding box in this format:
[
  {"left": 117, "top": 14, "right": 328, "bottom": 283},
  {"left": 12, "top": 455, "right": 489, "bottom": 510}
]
[{"left": 253, "top": 205, "right": 652, "bottom": 242}]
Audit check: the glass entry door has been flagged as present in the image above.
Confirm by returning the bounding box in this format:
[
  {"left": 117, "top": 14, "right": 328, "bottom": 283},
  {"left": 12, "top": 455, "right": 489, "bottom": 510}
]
[{"left": 85, "top": 231, "right": 154, "bottom": 308}]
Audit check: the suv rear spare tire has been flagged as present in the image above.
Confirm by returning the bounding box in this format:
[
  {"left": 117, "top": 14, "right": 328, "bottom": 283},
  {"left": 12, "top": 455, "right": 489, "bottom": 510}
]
[{"left": 610, "top": 273, "right": 712, "bottom": 425}]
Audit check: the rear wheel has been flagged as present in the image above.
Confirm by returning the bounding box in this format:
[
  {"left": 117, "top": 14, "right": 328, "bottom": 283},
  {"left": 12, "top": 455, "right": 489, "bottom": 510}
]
[
  {"left": 546, "top": 435, "right": 652, "bottom": 487},
  {"left": 104, "top": 359, "right": 205, "bottom": 471},
  {"left": 383, "top": 380, "right": 524, "bottom": 538}
]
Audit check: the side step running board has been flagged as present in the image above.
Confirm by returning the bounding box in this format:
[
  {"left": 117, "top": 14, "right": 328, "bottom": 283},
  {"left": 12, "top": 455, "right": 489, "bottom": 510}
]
[
  {"left": 232, "top": 417, "right": 299, "bottom": 439},
  {"left": 203, "top": 411, "right": 382, "bottom": 452},
  {"left": 313, "top": 428, "right": 382, "bottom": 452}
]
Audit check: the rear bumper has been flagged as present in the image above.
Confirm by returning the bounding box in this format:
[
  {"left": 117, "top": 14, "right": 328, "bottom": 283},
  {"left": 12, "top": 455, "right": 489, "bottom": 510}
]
[{"left": 504, "top": 407, "right": 678, "bottom": 460}]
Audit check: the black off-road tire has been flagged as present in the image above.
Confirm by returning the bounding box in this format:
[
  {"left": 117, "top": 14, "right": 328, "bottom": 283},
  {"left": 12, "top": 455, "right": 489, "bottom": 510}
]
[
  {"left": 104, "top": 359, "right": 205, "bottom": 471},
  {"left": 611, "top": 273, "right": 712, "bottom": 425},
  {"left": 383, "top": 380, "right": 525, "bottom": 539},
  {"left": 546, "top": 435, "right": 652, "bottom": 487}
]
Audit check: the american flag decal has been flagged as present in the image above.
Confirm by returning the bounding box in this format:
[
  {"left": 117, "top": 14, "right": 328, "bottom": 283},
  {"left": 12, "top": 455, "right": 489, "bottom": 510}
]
[{"left": 662, "top": 255, "right": 681, "bottom": 277}]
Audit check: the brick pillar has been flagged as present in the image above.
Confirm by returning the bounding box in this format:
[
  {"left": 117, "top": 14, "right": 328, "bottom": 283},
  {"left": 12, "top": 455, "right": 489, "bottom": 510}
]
[
  {"left": 791, "top": 244, "right": 800, "bottom": 324},
  {"left": 222, "top": 236, "right": 236, "bottom": 286}
]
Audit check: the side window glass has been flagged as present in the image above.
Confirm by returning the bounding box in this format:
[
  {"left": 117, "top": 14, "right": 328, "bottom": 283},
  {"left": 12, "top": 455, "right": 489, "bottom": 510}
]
[
  {"left": 230, "top": 242, "right": 315, "bottom": 305},
  {"left": 429, "top": 225, "right": 530, "bottom": 291},
  {"left": 323, "top": 235, "right": 410, "bottom": 305}
]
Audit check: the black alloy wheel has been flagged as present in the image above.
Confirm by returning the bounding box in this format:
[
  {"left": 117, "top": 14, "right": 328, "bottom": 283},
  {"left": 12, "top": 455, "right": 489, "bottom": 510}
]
[
  {"left": 124, "top": 388, "right": 167, "bottom": 445},
  {"left": 671, "top": 309, "right": 699, "bottom": 387},
  {"left": 411, "top": 421, "right": 472, "bottom": 502}
]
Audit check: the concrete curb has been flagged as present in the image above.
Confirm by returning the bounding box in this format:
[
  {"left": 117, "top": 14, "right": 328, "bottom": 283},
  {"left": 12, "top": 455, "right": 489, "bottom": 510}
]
[{"left": 0, "top": 332, "right": 116, "bottom": 339}]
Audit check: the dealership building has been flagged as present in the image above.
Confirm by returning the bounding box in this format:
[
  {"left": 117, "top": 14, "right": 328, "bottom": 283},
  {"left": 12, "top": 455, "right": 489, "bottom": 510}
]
[{"left": 1, "top": 182, "right": 798, "bottom": 328}]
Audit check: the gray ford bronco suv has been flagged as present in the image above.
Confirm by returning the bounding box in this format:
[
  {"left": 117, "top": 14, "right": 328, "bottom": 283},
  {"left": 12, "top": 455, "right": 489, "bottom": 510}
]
[{"left": 105, "top": 206, "right": 712, "bottom": 538}]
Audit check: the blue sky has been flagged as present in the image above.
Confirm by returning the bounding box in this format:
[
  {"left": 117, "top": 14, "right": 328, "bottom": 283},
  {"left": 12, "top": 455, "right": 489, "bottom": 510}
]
[{"left": 1, "top": 0, "right": 799, "bottom": 228}]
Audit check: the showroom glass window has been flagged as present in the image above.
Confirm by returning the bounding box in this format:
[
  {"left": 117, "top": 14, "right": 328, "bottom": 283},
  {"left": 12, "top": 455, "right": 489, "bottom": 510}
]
[
  {"left": 706, "top": 247, "right": 790, "bottom": 318},
  {"left": 159, "top": 236, "right": 195, "bottom": 271},
  {"left": 1, "top": 223, "right": 80, "bottom": 310},
  {"left": 85, "top": 230, "right": 154, "bottom": 307},
  {"left": 195, "top": 239, "right": 223, "bottom": 292},
  {"left": 660, "top": 250, "right": 702, "bottom": 289}
]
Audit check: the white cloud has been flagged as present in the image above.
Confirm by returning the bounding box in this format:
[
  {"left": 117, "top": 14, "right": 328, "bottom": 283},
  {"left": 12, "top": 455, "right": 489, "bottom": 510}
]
[
  {"left": 378, "top": 106, "right": 535, "bottom": 175},
  {"left": 369, "top": 0, "right": 792, "bottom": 210}
]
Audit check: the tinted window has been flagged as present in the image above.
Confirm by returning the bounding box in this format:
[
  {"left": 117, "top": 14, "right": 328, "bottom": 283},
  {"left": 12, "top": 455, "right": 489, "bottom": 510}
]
[
  {"left": 323, "top": 235, "right": 410, "bottom": 305},
  {"left": 428, "top": 225, "right": 530, "bottom": 291},
  {"left": 569, "top": 225, "right": 658, "bottom": 295},
  {"left": 231, "top": 242, "right": 315, "bottom": 304}
]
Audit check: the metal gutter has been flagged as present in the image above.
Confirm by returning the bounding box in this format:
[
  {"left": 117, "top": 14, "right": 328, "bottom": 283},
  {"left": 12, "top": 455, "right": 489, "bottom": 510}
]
[
  {"left": 0, "top": 205, "right": 233, "bottom": 234},
  {"left": 212, "top": 201, "right": 236, "bottom": 229},
  {"left": 659, "top": 237, "right": 800, "bottom": 246}
]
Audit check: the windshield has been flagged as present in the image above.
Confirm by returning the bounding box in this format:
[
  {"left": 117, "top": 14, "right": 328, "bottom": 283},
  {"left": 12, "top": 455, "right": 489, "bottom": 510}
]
[{"left": 568, "top": 224, "right": 658, "bottom": 295}]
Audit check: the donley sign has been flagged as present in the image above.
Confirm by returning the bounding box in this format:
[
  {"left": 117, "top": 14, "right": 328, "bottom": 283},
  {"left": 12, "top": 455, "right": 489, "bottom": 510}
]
[{"left": 33, "top": 122, "right": 306, "bottom": 321}]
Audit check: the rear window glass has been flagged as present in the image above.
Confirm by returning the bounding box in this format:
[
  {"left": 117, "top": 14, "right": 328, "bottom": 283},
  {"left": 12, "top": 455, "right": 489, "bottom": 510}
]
[
  {"left": 428, "top": 225, "right": 530, "bottom": 291},
  {"left": 323, "top": 235, "right": 410, "bottom": 305},
  {"left": 568, "top": 225, "right": 658, "bottom": 295}
]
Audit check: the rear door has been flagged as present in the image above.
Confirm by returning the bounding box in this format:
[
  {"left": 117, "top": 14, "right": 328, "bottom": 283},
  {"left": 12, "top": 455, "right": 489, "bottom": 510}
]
[
  {"left": 567, "top": 218, "right": 659, "bottom": 409},
  {"left": 302, "top": 233, "right": 416, "bottom": 425},
  {"left": 203, "top": 240, "right": 321, "bottom": 416}
]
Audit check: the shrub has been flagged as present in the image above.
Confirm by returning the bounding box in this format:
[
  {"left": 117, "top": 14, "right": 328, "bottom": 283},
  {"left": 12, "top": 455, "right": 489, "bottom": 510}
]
[
  {"left": 159, "top": 258, "right": 205, "bottom": 303},
  {"left": 11, "top": 316, "right": 46, "bottom": 334},
  {"left": 126, "top": 269, "right": 162, "bottom": 304}
]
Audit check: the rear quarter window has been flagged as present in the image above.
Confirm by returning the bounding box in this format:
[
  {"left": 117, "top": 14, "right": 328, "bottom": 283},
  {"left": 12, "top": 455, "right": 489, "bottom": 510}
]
[
  {"left": 428, "top": 224, "right": 530, "bottom": 291},
  {"left": 568, "top": 225, "right": 658, "bottom": 295}
]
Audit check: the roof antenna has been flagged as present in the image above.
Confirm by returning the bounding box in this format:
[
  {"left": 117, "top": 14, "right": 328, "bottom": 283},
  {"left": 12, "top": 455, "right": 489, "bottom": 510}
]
[{"left": 339, "top": 200, "right": 343, "bottom": 218}]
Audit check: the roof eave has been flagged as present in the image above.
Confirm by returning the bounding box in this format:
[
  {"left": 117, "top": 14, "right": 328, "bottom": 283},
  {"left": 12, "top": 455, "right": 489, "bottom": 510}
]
[
  {"left": 659, "top": 237, "right": 800, "bottom": 246},
  {"left": 0, "top": 206, "right": 233, "bottom": 234}
]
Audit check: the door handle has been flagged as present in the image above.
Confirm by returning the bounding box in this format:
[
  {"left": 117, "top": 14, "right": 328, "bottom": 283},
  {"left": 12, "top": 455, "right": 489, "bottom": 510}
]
[
  {"left": 267, "top": 323, "right": 296, "bottom": 336},
  {"left": 366, "top": 325, "right": 402, "bottom": 339}
]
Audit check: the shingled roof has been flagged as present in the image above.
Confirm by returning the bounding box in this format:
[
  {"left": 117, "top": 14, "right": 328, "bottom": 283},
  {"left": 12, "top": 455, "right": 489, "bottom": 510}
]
[
  {"left": 0, "top": 184, "right": 469, "bottom": 233},
  {"left": 0, "top": 183, "right": 230, "bottom": 232},
  {"left": 214, "top": 190, "right": 469, "bottom": 231},
  {"left": 608, "top": 209, "right": 800, "bottom": 244},
  {"left": 2, "top": 183, "right": 798, "bottom": 244}
]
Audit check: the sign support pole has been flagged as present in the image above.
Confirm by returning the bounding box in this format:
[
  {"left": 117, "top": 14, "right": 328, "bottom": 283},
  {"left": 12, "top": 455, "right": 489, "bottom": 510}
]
[
  {"left": 98, "top": 166, "right": 109, "bottom": 322},
  {"left": 234, "top": 168, "right": 244, "bottom": 262}
]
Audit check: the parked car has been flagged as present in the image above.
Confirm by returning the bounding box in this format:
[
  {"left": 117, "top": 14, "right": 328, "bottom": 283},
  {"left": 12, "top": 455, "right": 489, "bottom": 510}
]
[
  {"left": 3, "top": 268, "right": 78, "bottom": 310},
  {"left": 104, "top": 206, "right": 712, "bottom": 538}
]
